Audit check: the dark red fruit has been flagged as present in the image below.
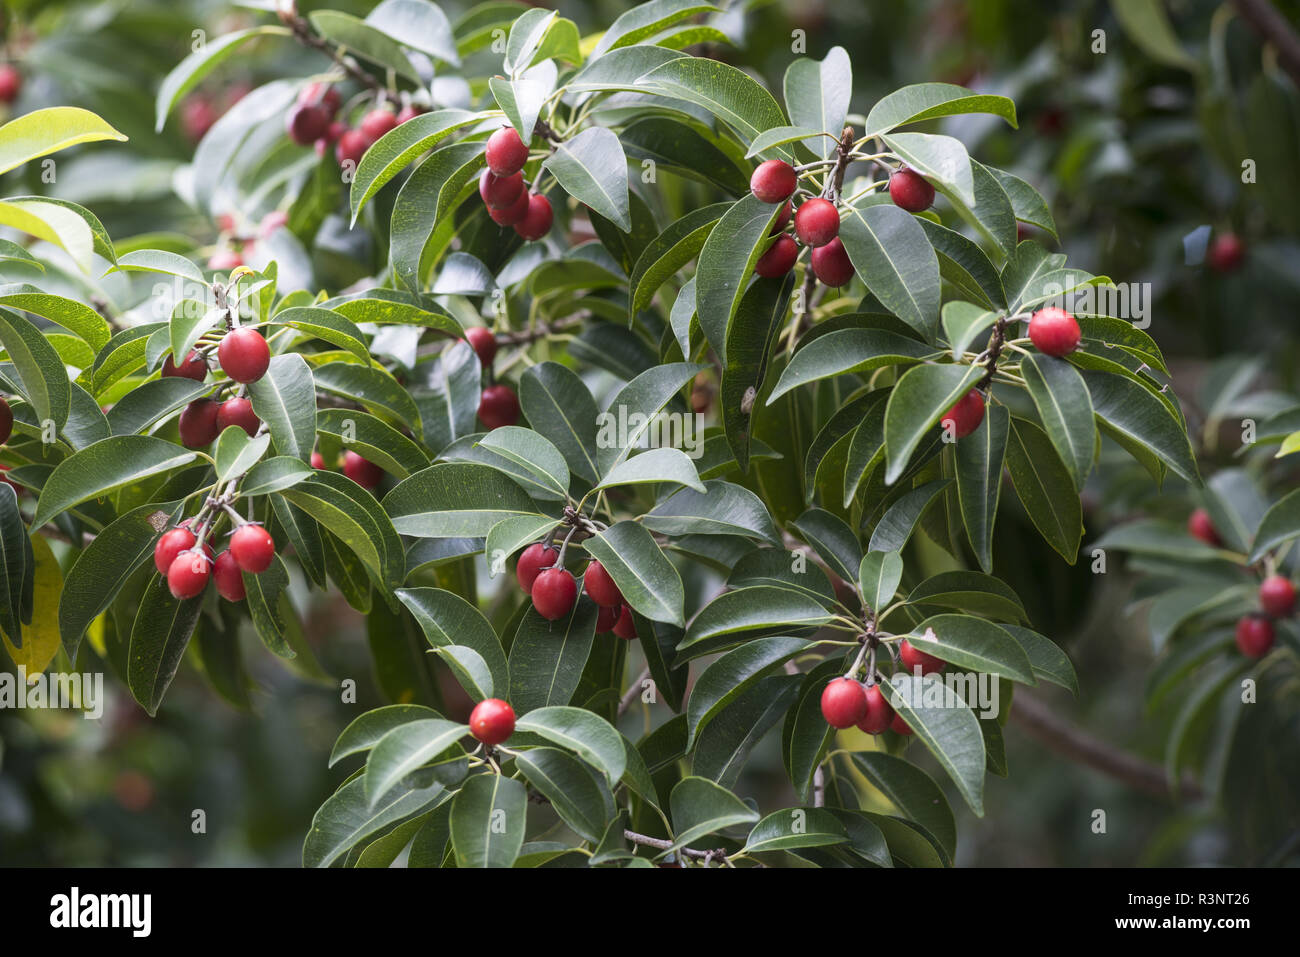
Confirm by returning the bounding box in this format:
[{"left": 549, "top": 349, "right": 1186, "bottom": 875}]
[
  {"left": 478, "top": 169, "right": 524, "bottom": 209},
  {"left": 889, "top": 167, "right": 935, "bottom": 212},
  {"left": 488, "top": 187, "right": 530, "bottom": 226},
  {"left": 750, "top": 159, "right": 797, "bottom": 204},
  {"left": 612, "top": 605, "right": 637, "bottom": 640},
  {"left": 469, "top": 697, "right": 516, "bottom": 746},
  {"left": 0, "top": 398, "right": 11, "bottom": 445},
  {"left": 478, "top": 384, "right": 520, "bottom": 430},
  {"left": 167, "top": 548, "right": 212, "bottom": 599},
  {"left": 890, "top": 712, "right": 915, "bottom": 736},
  {"left": 941, "top": 389, "right": 985, "bottom": 439},
  {"left": 287, "top": 104, "right": 332, "bottom": 146},
  {"left": 0, "top": 65, "right": 23, "bottom": 104},
  {"left": 755, "top": 234, "right": 798, "bottom": 277},
  {"left": 810, "top": 237, "right": 854, "bottom": 286},
  {"left": 359, "top": 107, "right": 399, "bottom": 142},
  {"left": 532, "top": 567, "right": 577, "bottom": 621},
  {"left": 298, "top": 82, "right": 341, "bottom": 115},
  {"left": 596, "top": 604, "right": 618, "bottom": 633},
  {"left": 1207, "top": 233, "right": 1244, "bottom": 273},
  {"left": 229, "top": 524, "right": 275, "bottom": 573},
  {"left": 485, "top": 126, "right": 529, "bottom": 176},
  {"left": 162, "top": 350, "right": 207, "bottom": 381},
  {"left": 1259, "top": 575, "right": 1296, "bottom": 618},
  {"left": 465, "top": 326, "right": 498, "bottom": 366},
  {"left": 1187, "top": 508, "right": 1221, "bottom": 547},
  {"left": 795, "top": 198, "right": 840, "bottom": 247},
  {"left": 856, "top": 685, "right": 894, "bottom": 734},
  {"left": 517, "top": 542, "right": 558, "bottom": 592},
  {"left": 335, "top": 129, "right": 370, "bottom": 168},
  {"left": 1235, "top": 616, "right": 1275, "bottom": 658},
  {"left": 343, "top": 450, "right": 384, "bottom": 490},
  {"left": 179, "top": 399, "right": 221, "bottom": 448},
  {"left": 583, "top": 561, "right": 623, "bottom": 608},
  {"left": 514, "top": 194, "right": 553, "bottom": 241},
  {"left": 216, "top": 397, "right": 260, "bottom": 436},
  {"left": 899, "top": 638, "right": 945, "bottom": 675},
  {"left": 770, "top": 200, "right": 792, "bottom": 235},
  {"left": 1028, "top": 307, "right": 1081, "bottom": 357},
  {"left": 213, "top": 550, "right": 246, "bottom": 602},
  {"left": 820, "top": 677, "right": 868, "bottom": 729},
  {"left": 218, "top": 327, "right": 270, "bottom": 384},
  {"left": 155, "top": 526, "right": 197, "bottom": 576}
]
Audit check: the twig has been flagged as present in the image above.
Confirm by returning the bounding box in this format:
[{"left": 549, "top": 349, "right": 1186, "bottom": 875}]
[
  {"left": 623, "top": 829, "right": 731, "bottom": 863},
  {"left": 1009, "top": 690, "right": 1204, "bottom": 800},
  {"left": 280, "top": 5, "right": 384, "bottom": 93},
  {"left": 617, "top": 666, "right": 651, "bottom": 717},
  {"left": 1231, "top": 0, "right": 1300, "bottom": 87}
]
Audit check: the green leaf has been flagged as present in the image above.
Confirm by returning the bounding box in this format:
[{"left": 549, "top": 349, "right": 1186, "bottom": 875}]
[
  {"left": 881, "top": 131, "right": 974, "bottom": 206},
  {"left": 948, "top": 160, "right": 1018, "bottom": 260},
  {"left": 0, "top": 307, "right": 71, "bottom": 434},
  {"left": 1006, "top": 417, "right": 1082, "bottom": 563},
  {"left": 783, "top": 46, "right": 852, "bottom": 159},
  {"left": 619, "top": 118, "right": 749, "bottom": 195},
  {"left": 365, "top": 719, "right": 469, "bottom": 808},
  {"left": 214, "top": 429, "right": 269, "bottom": 484},
  {"left": 514, "top": 706, "right": 627, "bottom": 781},
  {"left": 743, "top": 125, "right": 823, "bottom": 157},
  {"left": 127, "top": 575, "right": 203, "bottom": 715},
  {"left": 241, "top": 456, "right": 315, "bottom": 497},
  {"left": 782, "top": 661, "right": 838, "bottom": 800},
  {"left": 596, "top": 362, "right": 702, "bottom": 475},
  {"left": 155, "top": 26, "right": 289, "bottom": 132},
  {"left": 0, "top": 285, "right": 112, "bottom": 350},
  {"left": 868, "top": 478, "right": 950, "bottom": 553},
  {"left": 678, "top": 586, "right": 831, "bottom": 661},
  {"left": 367, "top": 0, "right": 459, "bottom": 65},
  {"left": 791, "top": 507, "right": 862, "bottom": 584},
  {"left": 515, "top": 748, "right": 613, "bottom": 843},
  {"left": 396, "top": 587, "right": 510, "bottom": 697},
  {"left": 839, "top": 204, "right": 941, "bottom": 339},
  {"left": 636, "top": 58, "right": 790, "bottom": 155},
  {"left": 692, "top": 674, "right": 801, "bottom": 788},
  {"left": 1001, "top": 625, "right": 1078, "bottom": 695},
  {"left": 316, "top": 409, "right": 428, "bottom": 480},
  {"left": 628, "top": 202, "right": 729, "bottom": 318},
  {"left": 695, "top": 195, "right": 784, "bottom": 364},
  {"left": 907, "top": 571, "right": 1026, "bottom": 622},
  {"left": 883, "top": 363, "right": 983, "bottom": 484},
  {"left": 986, "top": 167, "right": 1058, "bottom": 239},
  {"left": 508, "top": 601, "right": 599, "bottom": 714},
  {"left": 859, "top": 550, "right": 904, "bottom": 617},
  {"left": 904, "top": 614, "right": 1036, "bottom": 683},
  {"left": 477, "top": 426, "right": 569, "bottom": 498},
  {"left": 743, "top": 807, "right": 848, "bottom": 854},
  {"left": 885, "top": 673, "right": 986, "bottom": 815},
  {"left": 1249, "top": 488, "right": 1300, "bottom": 562},
  {"left": 1082, "top": 370, "right": 1198, "bottom": 484},
  {"left": 330, "top": 704, "right": 440, "bottom": 767},
  {"left": 954, "top": 403, "right": 1008, "bottom": 572},
  {"left": 304, "top": 776, "right": 445, "bottom": 868},
  {"left": 541, "top": 127, "right": 631, "bottom": 231},
  {"left": 1021, "top": 353, "right": 1095, "bottom": 490},
  {"left": 865, "top": 83, "right": 1017, "bottom": 138},
  {"left": 391, "top": 143, "right": 485, "bottom": 291},
  {"left": 1111, "top": 0, "right": 1197, "bottom": 70},
  {"left": 449, "top": 773, "right": 526, "bottom": 868},
  {"left": 309, "top": 9, "right": 421, "bottom": 81},
  {"left": 518, "top": 362, "right": 601, "bottom": 484},
  {"left": 383, "top": 462, "right": 538, "bottom": 538},
  {"left": 490, "top": 67, "right": 554, "bottom": 147},
  {"left": 349, "top": 109, "right": 481, "bottom": 221},
  {"left": 281, "top": 472, "right": 404, "bottom": 588},
  {"left": 594, "top": 447, "right": 704, "bottom": 495},
  {"left": 113, "top": 248, "right": 205, "bottom": 284},
  {"left": 504, "top": 7, "right": 556, "bottom": 74},
  {"left": 431, "top": 645, "right": 495, "bottom": 702},
  {"left": 721, "top": 273, "right": 794, "bottom": 472},
  {"left": 591, "top": 0, "right": 718, "bottom": 57},
  {"left": 0, "top": 107, "right": 127, "bottom": 176},
  {"left": 767, "top": 329, "right": 933, "bottom": 404},
  {"left": 32, "top": 436, "right": 196, "bottom": 529},
  {"left": 685, "top": 635, "right": 811, "bottom": 748},
  {"left": 920, "top": 221, "right": 1007, "bottom": 310},
  {"left": 584, "top": 521, "right": 685, "bottom": 627},
  {"left": 850, "top": 752, "right": 956, "bottom": 861},
  {"left": 248, "top": 353, "right": 317, "bottom": 462},
  {"left": 665, "top": 777, "right": 759, "bottom": 853},
  {"left": 0, "top": 487, "right": 27, "bottom": 649},
  {"left": 643, "top": 480, "right": 781, "bottom": 543},
  {"left": 270, "top": 307, "right": 371, "bottom": 366},
  {"left": 941, "top": 301, "right": 999, "bottom": 361}
]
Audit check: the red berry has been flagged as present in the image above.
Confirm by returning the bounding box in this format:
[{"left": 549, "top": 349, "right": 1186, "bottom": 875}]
[
  {"left": 856, "top": 685, "right": 894, "bottom": 734},
  {"left": 287, "top": 103, "right": 332, "bottom": 146},
  {"left": 298, "top": 82, "right": 341, "bottom": 115},
  {"left": 890, "top": 712, "right": 914, "bottom": 736},
  {"left": 889, "top": 167, "right": 935, "bottom": 212},
  {"left": 531, "top": 567, "right": 577, "bottom": 621},
  {"left": 216, "top": 397, "right": 261, "bottom": 437},
  {"left": 181, "top": 97, "right": 218, "bottom": 143},
  {"left": 596, "top": 604, "right": 618, "bottom": 633},
  {"left": 310, "top": 450, "right": 327, "bottom": 470},
  {"left": 343, "top": 450, "right": 384, "bottom": 490},
  {"left": 162, "top": 350, "right": 207, "bottom": 381},
  {"left": 0, "top": 64, "right": 23, "bottom": 104},
  {"left": 154, "top": 526, "right": 197, "bottom": 576},
  {"left": 750, "top": 159, "right": 797, "bottom": 204},
  {"left": 754, "top": 234, "right": 798, "bottom": 277},
  {"left": 464, "top": 326, "right": 497, "bottom": 366},
  {"left": 229, "top": 524, "right": 275, "bottom": 573},
  {"left": 0, "top": 398, "right": 11, "bottom": 445},
  {"left": 478, "top": 169, "right": 524, "bottom": 209},
  {"left": 517, "top": 542, "right": 558, "bottom": 592},
  {"left": 794, "top": 198, "right": 840, "bottom": 247},
  {"left": 335, "top": 129, "right": 370, "bottom": 168},
  {"left": 899, "top": 638, "right": 945, "bottom": 675},
  {"left": 810, "top": 237, "right": 854, "bottom": 286},
  {"left": 770, "top": 200, "right": 792, "bottom": 235},
  {"left": 396, "top": 104, "right": 426, "bottom": 124},
  {"left": 218, "top": 327, "right": 271, "bottom": 384},
  {"left": 359, "top": 107, "right": 399, "bottom": 142},
  {"left": 1207, "top": 233, "right": 1244, "bottom": 273},
  {"left": 941, "top": 389, "right": 985, "bottom": 439},
  {"left": 583, "top": 561, "right": 623, "bottom": 608},
  {"left": 213, "top": 550, "right": 246, "bottom": 602},
  {"left": 167, "top": 549, "right": 212, "bottom": 599},
  {"left": 207, "top": 249, "right": 244, "bottom": 271},
  {"left": 1235, "top": 616, "right": 1275, "bottom": 658},
  {"left": 478, "top": 384, "right": 520, "bottom": 430},
  {"left": 514, "top": 194, "right": 553, "bottom": 241},
  {"left": 324, "top": 121, "right": 346, "bottom": 144},
  {"left": 178, "top": 398, "right": 221, "bottom": 448},
  {"left": 612, "top": 604, "right": 637, "bottom": 640},
  {"left": 488, "top": 187, "right": 530, "bottom": 226},
  {"left": 469, "top": 697, "right": 516, "bottom": 746},
  {"left": 820, "top": 677, "right": 868, "bottom": 729},
  {"left": 1187, "top": 508, "right": 1221, "bottom": 547},
  {"left": 1028, "top": 307, "right": 1081, "bottom": 357},
  {"left": 485, "top": 126, "right": 529, "bottom": 176},
  {"left": 1259, "top": 575, "right": 1296, "bottom": 618}
]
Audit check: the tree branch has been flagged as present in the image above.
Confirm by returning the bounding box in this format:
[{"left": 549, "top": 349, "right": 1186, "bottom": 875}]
[
  {"left": 1009, "top": 690, "right": 1203, "bottom": 801},
  {"left": 617, "top": 666, "right": 651, "bottom": 717},
  {"left": 1231, "top": 0, "right": 1300, "bottom": 88}
]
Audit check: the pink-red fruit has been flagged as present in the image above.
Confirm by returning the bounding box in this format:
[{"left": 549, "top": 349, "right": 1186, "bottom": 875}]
[
  {"left": 0, "top": 65, "right": 22, "bottom": 104},
  {"left": 517, "top": 542, "right": 558, "bottom": 593},
  {"left": 359, "top": 108, "right": 398, "bottom": 142},
  {"left": 810, "top": 237, "right": 854, "bottom": 286},
  {"left": 343, "top": 451, "right": 384, "bottom": 490},
  {"left": 485, "top": 127, "right": 529, "bottom": 176},
  {"left": 216, "top": 397, "right": 260, "bottom": 436},
  {"left": 889, "top": 168, "right": 935, "bottom": 212},
  {"left": 155, "top": 527, "right": 197, "bottom": 576},
  {"left": 820, "top": 677, "right": 869, "bottom": 728},
  {"left": 583, "top": 561, "right": 623, "bottom": 608},
  {"left": 514, "top": 194, "right": 553, "bottom": 241},
  {"left": 229, "top": 524, "right": 275, "bottom": 573},
  {"left": 942, "top": 389, "right": 985, "bottom": 439},
  {"left": 162, "top": 350, "right": 207, "bottom": 381},
  {"left": 856, "top": 685, "right": 894, "bottom": 734},
  {"left": 899, "top": 639, "right": 945, "bottom": 675},
  {"left": 335, "top": 129, "right": 369, "bottom": 168},
  {"left": 1028, "top": 307, "right": 1081, "bottom": 357},
  {"left": 489, "top": 187, "right": 530, "bottom": 226},
  {"left": 0, "top": 398, "right": 12, "bottom": 446},
  {"left": 794, "top": 198, "right": 840, "bottom": 247},
  {"left": 167, "top": 549, "right": 211, "bottom": 599},
  {"left": 469, "top": 698, "right": 516, "bottom": 746},
  {"left": 218, "top": 328, "right": 270, "bottom": 384},
  {"left": 478, "top": 169, "right": 524, "bottom": 209},
  {"left": 1207, "top": 234, "right": 1244, "bottom": 273},
  {"left": 478, "top": 384, "right": 520, "bottom": 430},
  {"left": 179, "top": 399, "right": 221, "bottom": 449},
  {"left": 1259, "top": 576, "right": 1296, "bottom": 618},
  {"left": 1235, "top": 616, "right": 1274, "bottom": 658},
  {"left": 755, "top": 234, "right": 798, "bottom": 277},
  {"left": 213, "top": 550, "right": 246, "bottom": 601},
  {"left": 532, "top": 567, "right": 577, "bottom": 621},
  {"left": 1187, "top": 508, "right": 1221, "bottom": 547},
  {"left": 750, "top": 159, "right": 797, "bottom": 204},
  {"left": 612, "top": 605, "right": 637, "bottom": 640},
  {"left": 464, "top": 326, "right": 497, "bottom": 366}
]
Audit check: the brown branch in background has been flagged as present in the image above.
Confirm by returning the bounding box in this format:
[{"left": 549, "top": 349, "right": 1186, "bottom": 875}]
[
  {"left": 1231, "top": 0, "right": 1300, "bottom": 87},
  {"left": 623, "top": 829, "right": 735, "bottom": 864},
  {"left": 279, "top": 5, "right": 384, "bottom": 93},
  {"left": 494, "top": 313, "right": 586, "bottom": 346},
  {"left": 617, "top": 666, "right": 651, "bottom": 717},
  {"left": 1010, "top": 691, "right": 1204, "bottom": 801}
]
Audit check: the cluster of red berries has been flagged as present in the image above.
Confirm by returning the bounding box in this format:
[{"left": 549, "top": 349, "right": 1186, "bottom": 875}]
[
  {"left": 749, "top": 159, "right": 854, "bottom": 287},
  {"left": 820, "top": 639, "right": 946, "bottom": 735},
  {"left": 463, "top": 325, "right": 521, "bottom": 431},
  {"left": 154, "top": 520, "right": 275, "bottom": 602},
  {"left": 285, "top": 82, "right": 424, "bottom": 169},
  {"left": 516, "top": 543, "right": 637, "bottom": 638},
  {"left": 0, "top": 64, "right": 22, "bottom": 104},
  {"left": 1187, "top": 509, "right": 1293, "bottom": 658},
  {"left": 479, "top": 127, "right": 553, "bottom": 241},
  {"left": 170, "top": 327, "right": 271, "bottom": 449}
]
